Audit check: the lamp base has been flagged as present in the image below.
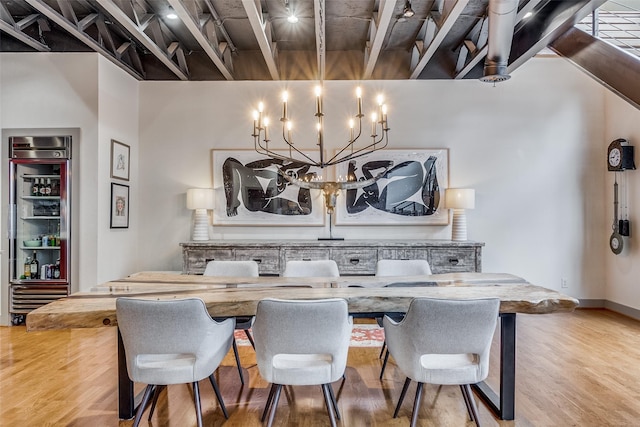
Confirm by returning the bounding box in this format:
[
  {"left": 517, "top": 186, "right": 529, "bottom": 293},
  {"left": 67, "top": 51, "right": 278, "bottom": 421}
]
[
  {"left": 192, "top": 208, "right": 210, "bottom": 241},
  {"left": 451, "top": 209, "right": 468, "bottom": 241}
]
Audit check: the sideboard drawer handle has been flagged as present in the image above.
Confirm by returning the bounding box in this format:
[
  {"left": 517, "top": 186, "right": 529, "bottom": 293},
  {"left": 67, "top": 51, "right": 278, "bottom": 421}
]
[
  {"left": 205, "top": 258, "right": 215, "bottom": 263},
  {"left": 449, "top": 258, "right": 459, "bottom": 265},
  {"left": 253, "top": 258, "right": 262, "bottom": 264},
  {"left": 350, "top": 258, "right": 360, "bottom": 265},
  {"left": 303, "top": 258, "right": 312, "bottom": 261}
]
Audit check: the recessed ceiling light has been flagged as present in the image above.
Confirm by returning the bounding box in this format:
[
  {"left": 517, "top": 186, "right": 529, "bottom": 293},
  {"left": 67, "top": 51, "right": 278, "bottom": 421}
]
[
  {"left": 523, "top": 11, "right": 533, "bottom": 19},
  {"left": 403, "top": 1, "right": 415, "bottom": 18},
  {"left": 166, "top": 7, "right": 178, "bottom": 20},
  {"left": 287, "top": 14, "right": 299, "bottom": 23}
]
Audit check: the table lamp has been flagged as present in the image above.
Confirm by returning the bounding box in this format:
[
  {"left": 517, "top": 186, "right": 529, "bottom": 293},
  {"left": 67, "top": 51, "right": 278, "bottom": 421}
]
[
  {"left": 445, "top": 188, "right": 475, "bottom": 241},
  {"left": 186, "top": 188, "right": 214, "bottom": 241}
]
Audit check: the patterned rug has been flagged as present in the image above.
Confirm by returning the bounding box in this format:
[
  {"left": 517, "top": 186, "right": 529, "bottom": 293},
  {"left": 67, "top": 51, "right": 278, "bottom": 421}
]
[{"left": 234, "top": 324, "right": 385, "bottom": 347}]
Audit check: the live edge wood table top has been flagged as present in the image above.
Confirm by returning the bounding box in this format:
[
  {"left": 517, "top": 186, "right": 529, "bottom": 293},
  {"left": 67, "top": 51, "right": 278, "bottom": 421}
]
[{"left": 26, "top": 272, "right": 578, "bottom": 332}]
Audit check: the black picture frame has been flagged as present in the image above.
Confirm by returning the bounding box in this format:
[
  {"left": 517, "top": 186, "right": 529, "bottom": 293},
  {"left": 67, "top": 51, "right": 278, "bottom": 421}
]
[
  {"left": 110, "top": 183, "right": 129, "bottom": 228},
  {"left": 110, "top": 140, "right": 130, "bottom": 181}
]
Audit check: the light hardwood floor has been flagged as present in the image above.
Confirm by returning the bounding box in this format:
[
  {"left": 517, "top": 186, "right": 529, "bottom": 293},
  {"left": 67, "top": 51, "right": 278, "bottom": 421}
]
[{"left": 1, "top": 309, "right": 640, "bottom": 426}]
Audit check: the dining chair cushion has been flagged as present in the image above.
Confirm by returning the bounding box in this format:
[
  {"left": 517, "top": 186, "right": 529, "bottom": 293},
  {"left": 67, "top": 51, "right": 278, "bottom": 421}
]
[
  {"left": 203, "top": 260, "right": 259, "bottom": 277},
  {"left": 375, "top": 259, "right": 432, "bottom": 277}
]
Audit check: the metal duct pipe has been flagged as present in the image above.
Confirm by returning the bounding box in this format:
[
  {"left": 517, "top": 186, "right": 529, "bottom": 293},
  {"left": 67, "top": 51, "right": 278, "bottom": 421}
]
[{"left": 481, "top": 0, "right": 519, "bottom": 83}]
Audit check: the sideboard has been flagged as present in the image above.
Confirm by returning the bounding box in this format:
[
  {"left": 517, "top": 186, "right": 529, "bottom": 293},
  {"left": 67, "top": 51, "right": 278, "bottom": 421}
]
[{"left": 181, "top": 240, "right": 484, "bottom": 276}]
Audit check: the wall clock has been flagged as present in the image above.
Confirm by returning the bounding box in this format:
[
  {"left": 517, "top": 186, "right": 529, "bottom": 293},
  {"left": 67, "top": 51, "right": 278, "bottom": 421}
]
[{"left": 608, "top": 138, "right": 636, "bottom": 171}]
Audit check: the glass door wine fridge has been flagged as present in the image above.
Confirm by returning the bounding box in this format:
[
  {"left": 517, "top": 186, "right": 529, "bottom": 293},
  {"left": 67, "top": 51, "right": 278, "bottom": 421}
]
[{"left": 8, "top": 136, "right": 71, "bottom": 325}]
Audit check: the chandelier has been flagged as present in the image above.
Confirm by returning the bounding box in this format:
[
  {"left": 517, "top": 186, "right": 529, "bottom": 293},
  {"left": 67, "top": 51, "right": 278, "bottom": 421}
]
[
  {"left": 250, "top": 85, "right": 390, "bottom": 222},
  {"left": 251, "top": 85, "right": 389, "bottom": 169}
]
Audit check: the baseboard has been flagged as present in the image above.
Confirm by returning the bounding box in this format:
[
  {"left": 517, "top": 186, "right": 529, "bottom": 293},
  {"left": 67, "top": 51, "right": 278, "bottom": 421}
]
[{"left": 578, "top": 299, "right": 640, "bottom": 322}]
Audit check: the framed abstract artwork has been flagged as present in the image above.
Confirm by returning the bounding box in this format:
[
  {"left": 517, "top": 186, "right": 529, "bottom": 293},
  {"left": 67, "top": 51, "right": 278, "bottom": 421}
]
[
  {"left": 110, "top": 140, "right": 130, "bottom": 181},
  {"left": 334, "top": 149, "right": 449, "bottom": 225},
  {"left": 211, "top": 150, "right": 325, "bottom": 226}
]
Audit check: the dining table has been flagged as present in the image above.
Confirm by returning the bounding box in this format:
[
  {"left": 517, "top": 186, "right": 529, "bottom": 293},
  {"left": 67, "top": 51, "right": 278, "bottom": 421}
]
[{"left": 26, "top": 271, "right": 579, "bottom": 421}]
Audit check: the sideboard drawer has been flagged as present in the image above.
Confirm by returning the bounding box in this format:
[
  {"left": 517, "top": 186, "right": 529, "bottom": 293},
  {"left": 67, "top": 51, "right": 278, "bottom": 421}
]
[
  {"left": 430, "top": 248, "right": 476, "bottom": 273},
  {"left": 332, "top": 249, "right": 377, "bottom": 275},
  {"left": 378, "top": 248, "right": 429, "bottom": 261},
  {"left": 283, "top": 248, "right": 331, "bottom": 262},
  {"left": 183, "top": 249, "right": 234, "bottom": 274},
  {"left": 235, "top": 249, "right": 280, "bottom": 275}
]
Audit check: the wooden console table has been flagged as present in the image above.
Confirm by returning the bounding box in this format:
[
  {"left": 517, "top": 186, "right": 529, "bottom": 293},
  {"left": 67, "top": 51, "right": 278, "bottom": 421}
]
[{"left": 181, "top": 239, "right": 484, "bottom": 275}]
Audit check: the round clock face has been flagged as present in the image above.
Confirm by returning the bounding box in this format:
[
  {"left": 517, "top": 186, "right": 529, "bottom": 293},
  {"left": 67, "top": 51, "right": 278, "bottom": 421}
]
[
  {"left": 609, "top": 148, "right": 622, "bottom": 167},
  {"left": 610, "top": 233, "right": 623, "bottom": 254}
]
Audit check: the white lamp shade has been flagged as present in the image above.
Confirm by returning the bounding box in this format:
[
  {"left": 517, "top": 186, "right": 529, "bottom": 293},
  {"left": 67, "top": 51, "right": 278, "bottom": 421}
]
[
  {"left": 186, "top": 188, "right": 215, "bottom": 210},
  {"left": 445, "top": 188, "right": 475, "bottom": 210}
]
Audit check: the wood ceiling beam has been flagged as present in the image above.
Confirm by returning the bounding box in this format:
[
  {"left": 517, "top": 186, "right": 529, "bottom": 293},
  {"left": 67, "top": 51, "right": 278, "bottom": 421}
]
[
  {"left": 409, "top": 0, "right": 470, "bottom": 79},
  {"left": 95, "top": 0, "right": 189, "bottom": 80},
  {"left": 0, "top": 4, "right": 50, "bottom": 52},
  {"left": 363, "top": 0, "right": 396, "bottom": 79},
  {"left": 242, "top": 0, "right": 280, "bottom": 80},
  {"left": 314, "top": 0, "right": 325, "bottom": 81},
  {"left": 24, "top": 0, "right": 144, "bottom": 80},
  {"left": 166, "top": 0, "right": 234, "bottom": 80}
]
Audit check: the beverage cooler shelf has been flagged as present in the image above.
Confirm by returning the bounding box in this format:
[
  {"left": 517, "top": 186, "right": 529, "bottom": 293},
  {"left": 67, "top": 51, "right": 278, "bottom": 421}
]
[{"left": 19, "top": 246, "right": 60, "bottom": 250}]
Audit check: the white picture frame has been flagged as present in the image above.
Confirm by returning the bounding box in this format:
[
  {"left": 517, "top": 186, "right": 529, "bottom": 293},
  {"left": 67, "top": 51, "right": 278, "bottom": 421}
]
[{"left": 334, "top": 149, "right": 449, "bottom": 225}]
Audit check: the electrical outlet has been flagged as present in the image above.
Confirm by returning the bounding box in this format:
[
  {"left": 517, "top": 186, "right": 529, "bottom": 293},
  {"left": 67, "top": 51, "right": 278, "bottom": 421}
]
[{"left": 561, "top": 278, "right": 568, "bottom": 288}]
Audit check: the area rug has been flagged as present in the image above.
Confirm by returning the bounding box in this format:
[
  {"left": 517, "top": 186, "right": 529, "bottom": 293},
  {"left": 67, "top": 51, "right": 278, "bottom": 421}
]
[{"left": 234, "top": 324, "right": 385, "bottom": 347}]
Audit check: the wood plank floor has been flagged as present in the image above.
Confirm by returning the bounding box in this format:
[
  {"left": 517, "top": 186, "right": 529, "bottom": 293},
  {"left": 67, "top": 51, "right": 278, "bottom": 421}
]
[{"left": 2, "top": 309, "right": 640, "bottom": 426}]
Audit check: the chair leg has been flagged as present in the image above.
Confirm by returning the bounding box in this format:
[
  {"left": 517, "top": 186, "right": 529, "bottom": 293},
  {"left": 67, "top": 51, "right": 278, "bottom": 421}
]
[
  {"left": 460, "top": 384, "right": 475, "bottom": 422},
  {"left": 266, "top": 384, "right": 283, "bottom": 427},
  {"left": 464, "top": 384, "right": 481, "bottom": 427},
  {"left": 192, "top": 381, "right": 203, "bottom": 427},
  {"left": 410, "top": 382, "right": 424, "bottom": 427},
  {"left": 393, "top": 377, "right": 412, "bottom": 418},
  {"left": 231, "top": 338, "right": 245, "bottom": 385},
  {"left": 244, "top": 329, "right": 256, "bottom": 349},
  {"left": 321, "top": 384, "right": 338, "bottom": 427},
  {"left": 208, "top": 373, "right": 229, "bottom": 419},
  {"left": 379, "top": 340, "right": 386, "bottom": 359},
  {"left": 133, "top": 385, "right": 154, "bottom": 427},
  {"left": 379, "top": 349, "right": 390, "bottom": 379},
  {"left": 261, "top": 383, "right": 277, "bottom": 422},
  {"left": 148, "top": 385, "right": 165, "bottom": 421},
  {"left": 327, "top": 382, "right": 341, "bottom": 420}
]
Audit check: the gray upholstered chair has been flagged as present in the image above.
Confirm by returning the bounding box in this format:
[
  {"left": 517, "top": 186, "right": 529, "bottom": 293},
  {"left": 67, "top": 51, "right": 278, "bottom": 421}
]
[
  {"left": 253, "top": 298, "right": 352, "bottom": 427},
  {"left": 116, "top": 297, "right": 234, "bottom": 427},
  {"left": 375, "top": 259, "right": 433, "bottom": 377},
  {"left": 375, "top": 259, "right": 432, "bottom": 276},
  {"left": 282, "top": 259, "right": 340, "bottom": 277},
  {"left": 383, "top": 297, "right": 500, "bottom": 427},
  {"left": 203, "top": 260, "right": 259, "bottom": 385}
]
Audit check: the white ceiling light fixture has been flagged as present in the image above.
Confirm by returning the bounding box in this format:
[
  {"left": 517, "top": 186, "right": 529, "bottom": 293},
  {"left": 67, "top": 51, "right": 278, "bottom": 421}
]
[
  {"left": 523, "top": 11, "right": 533, "bottom": 19},
  {"left": 287, "top": 11, "right": 299, "bottom": 23},
  {"left": 403, "top": 1, "right": 415, "bottom": 18},
  {"left": 166, "top": 7, "right": 178, "bottom": 20}
]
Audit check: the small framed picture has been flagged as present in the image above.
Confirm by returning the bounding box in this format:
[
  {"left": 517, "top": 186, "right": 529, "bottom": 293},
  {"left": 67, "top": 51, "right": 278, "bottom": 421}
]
[
  {"left": 111, "top": 140, "right": 130, "bottom": 181},
  {"left": 110, "top": 183, "right": 129, "bottom": 228}
]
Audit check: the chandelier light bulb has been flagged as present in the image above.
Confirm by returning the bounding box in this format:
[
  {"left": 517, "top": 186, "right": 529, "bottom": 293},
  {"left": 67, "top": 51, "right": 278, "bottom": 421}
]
[
  {"left": 377, "top": 94, "right": 384, "bottom": 105},
  {"left": 282, "top": 91, "right": 288, "bottom": 102},
  {"left": 258, "top": 102, "right": 264, "bottom": 113},
  {"left": 349, "top": 119, "right": 354, "bottom": 129},
  {"left": 287, "top": 121, "right": 293, "bottom": 131},
  {"left": 356, "top": 87, "right": 362, "bottom": 98},
  {"left": 382, "top": 104, "right": 388, "bottom": 114},
  {"left": 263, "top": 117, "right": 269, "bottom": 127},
  {"left": 252, "top": 110, "right": 259, "bottom": 120},
  {"left": 315, "top": 85, "right": 322, "bottom": 97}
]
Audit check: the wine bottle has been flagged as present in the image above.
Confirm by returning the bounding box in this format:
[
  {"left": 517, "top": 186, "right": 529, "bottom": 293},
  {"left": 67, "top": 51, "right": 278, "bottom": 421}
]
[
  {"left": 30, "top": 251, "right": 39, "bottom": 279},
  {"left": 45, "top": 178, "right": 52, "bottom": 196},
  {"left": 24, "top": 256, "right": 32, "bottom": 279},
  {"left": 32, "top": 178, "right": 39, "bottom": 197}
]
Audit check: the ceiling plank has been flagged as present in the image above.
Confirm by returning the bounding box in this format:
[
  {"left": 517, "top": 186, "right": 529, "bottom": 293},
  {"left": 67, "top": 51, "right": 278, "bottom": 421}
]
[
  {"left": 95, "top": 0, "right": 189, "bottom": 80},
  {"left": 314, "top": 0, "right": 325, "bottom": 81},
  {"left": 0, "top": 4, "right": 50, "bottom": 52},
  {"left": 24, "top": 0, "right": 144, "bottom": 80},
  {"left": 242, "top": 0, "right": 280, "bottom": 80},
  {"left": 363, "top": 0, "right": 396, "bottom": 79},
  {"left": 409, "top": 0, "right": 470, "bottom": 79},
  {"left": 166, "top": 0, "right": 234, "bottom": 80}
]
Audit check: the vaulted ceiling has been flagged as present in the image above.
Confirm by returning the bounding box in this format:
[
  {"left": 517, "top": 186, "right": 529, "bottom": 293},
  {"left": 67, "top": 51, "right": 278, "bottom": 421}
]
[{"left": 0, "top": 0, "right": 606, "bottom": 81}]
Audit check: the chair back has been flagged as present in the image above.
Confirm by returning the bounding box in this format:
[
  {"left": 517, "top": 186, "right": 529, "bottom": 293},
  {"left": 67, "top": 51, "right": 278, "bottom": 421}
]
[
  {"left": 116, "top": 297, "right": 234, "bottom": 383},
  {"left": 375, "top": 259, "right": 432, "bottom": 276},
  {"left": 253, "top": 298, "right": 352, "bottom": 383},
  {"left": 384, "top": 298, "right": 499, "bottom": 381},
  {"left": 203, "top": 260, "right": 259, "bottom": 277},
  {"left": 282, "top": 260, "right": 340, "bottom": 277}
]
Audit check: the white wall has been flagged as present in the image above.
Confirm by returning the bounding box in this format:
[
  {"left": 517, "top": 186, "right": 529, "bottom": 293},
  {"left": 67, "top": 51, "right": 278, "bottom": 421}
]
[
  {"left": 604, "top": 90, "right": 640, "bottom": 308},
  {"left": 138, "top": 55, "right": 607, "bottom": 298},
  {"left": 96, "top": 56, "right": 140, "bottom": 283}
]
